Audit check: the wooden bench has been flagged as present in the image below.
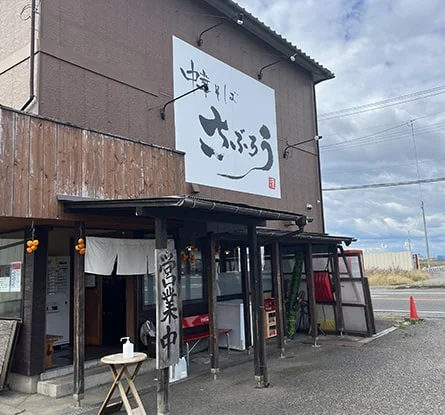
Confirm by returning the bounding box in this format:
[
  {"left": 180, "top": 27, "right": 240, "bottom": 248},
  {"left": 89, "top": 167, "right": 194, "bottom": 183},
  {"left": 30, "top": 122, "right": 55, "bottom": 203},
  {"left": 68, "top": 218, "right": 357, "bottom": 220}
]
[{"left": 182, "top": 314, "right": 232, "bottom": 365}]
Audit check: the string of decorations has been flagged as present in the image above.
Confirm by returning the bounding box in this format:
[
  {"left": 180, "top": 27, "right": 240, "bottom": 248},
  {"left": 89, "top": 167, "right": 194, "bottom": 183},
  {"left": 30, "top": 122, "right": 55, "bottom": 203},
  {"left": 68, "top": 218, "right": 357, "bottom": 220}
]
[
  {"left": 26, "top": 221, "right": 39, "bottom": 254},
  {"left": 75, "top": 238, "right": 86, "bottom": 255}
]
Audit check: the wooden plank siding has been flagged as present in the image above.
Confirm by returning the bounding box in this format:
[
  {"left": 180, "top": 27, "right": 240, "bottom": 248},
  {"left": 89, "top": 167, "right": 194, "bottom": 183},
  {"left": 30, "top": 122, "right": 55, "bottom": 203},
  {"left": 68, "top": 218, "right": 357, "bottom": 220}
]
[
  {"left": 0, "top": 107, "right": 186, "bottom": 220},
  {"left": 0, "top": 109, "right": 14, "bottom": 216}
]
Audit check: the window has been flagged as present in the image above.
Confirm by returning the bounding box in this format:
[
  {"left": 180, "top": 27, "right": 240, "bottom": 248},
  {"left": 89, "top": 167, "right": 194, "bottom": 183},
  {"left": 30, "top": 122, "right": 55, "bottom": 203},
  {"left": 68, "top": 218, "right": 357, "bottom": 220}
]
[
  {"left": 143, "top": 273, "right": 156, "bottom": 306},
  {"left": 142, "top": 243, "right": 204, "bottom": 306},
  {"left": 181, "top": 246, "right": 203, "bottom": 301},
  {"left": 0, "top": 231, "right": 25, "bottom": 319},
  {"left": 217, "top": 247, "right": 242, "bottom": 297},
  {"left": 261, "top": 250, "right": 273, "bottom": 292}
]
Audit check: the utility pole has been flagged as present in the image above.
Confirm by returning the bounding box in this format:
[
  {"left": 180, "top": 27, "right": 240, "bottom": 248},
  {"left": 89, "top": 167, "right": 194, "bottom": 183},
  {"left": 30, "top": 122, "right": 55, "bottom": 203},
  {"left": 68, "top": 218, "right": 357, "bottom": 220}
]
[
  {"left": 421, "top": 201, "right": 431, "bottom": 270},
  {"left": 407, "top": 231, "right": 412, "bottom": 256},
  {"left": 410, "top": 120, "right": 431, "bottom": 270}
]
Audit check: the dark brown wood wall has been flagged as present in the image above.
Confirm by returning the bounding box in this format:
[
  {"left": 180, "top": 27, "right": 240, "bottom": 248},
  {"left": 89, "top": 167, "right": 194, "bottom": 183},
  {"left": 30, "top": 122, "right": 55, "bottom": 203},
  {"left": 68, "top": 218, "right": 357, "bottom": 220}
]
[{"left": 0, "top": 107, "right": 186, "bottom": 219}]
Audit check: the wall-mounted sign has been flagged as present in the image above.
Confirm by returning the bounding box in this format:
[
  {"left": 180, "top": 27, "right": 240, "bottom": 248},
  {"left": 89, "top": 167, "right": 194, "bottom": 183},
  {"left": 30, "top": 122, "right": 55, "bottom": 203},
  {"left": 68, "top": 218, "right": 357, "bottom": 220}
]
[
  {"left": 9, "top": 262, "right": 21, "bottom": 293},
  {"left": 0, "top": 278, "right": 9, "bottom": 292},
  {"left": 155, "top": 249, "right": 180, "bottom": 369},
  {"left": 173, "top": 36, "right": 281, "bottom": 199}
]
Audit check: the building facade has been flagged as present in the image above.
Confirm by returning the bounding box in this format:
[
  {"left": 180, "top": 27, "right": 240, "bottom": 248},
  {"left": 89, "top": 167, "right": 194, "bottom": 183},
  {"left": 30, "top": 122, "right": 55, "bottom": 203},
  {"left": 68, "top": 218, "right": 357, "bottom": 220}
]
[{"left": 0, "top": 0, "right": 374, "bottom": 402}]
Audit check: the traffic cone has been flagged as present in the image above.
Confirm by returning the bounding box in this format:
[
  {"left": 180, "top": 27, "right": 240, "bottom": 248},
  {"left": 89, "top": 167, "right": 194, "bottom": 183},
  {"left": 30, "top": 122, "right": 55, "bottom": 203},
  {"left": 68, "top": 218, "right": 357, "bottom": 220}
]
[{"left": 409, "top": 296, "right": 419, "bottom": 320}]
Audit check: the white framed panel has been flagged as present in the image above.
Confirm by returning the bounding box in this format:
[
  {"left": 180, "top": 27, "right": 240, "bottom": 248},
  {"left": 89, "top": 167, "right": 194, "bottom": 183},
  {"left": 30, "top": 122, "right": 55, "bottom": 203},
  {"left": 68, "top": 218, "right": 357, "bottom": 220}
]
[{"left": 173, "top": 36, "right": 281, "bottom": 198}]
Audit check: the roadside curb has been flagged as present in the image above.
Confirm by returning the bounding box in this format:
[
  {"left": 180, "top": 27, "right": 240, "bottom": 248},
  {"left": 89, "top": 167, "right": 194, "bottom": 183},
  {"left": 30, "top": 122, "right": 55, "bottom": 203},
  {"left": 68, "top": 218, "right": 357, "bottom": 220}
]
[
  {"left": 359, "top": 326, "right": 398, "bottom": 344},
  {"left": 394, "top": 284, "right": 445, "bottom": 289},
  {"left": 372, "top": 284, "right": 445, "bottom": 289}
]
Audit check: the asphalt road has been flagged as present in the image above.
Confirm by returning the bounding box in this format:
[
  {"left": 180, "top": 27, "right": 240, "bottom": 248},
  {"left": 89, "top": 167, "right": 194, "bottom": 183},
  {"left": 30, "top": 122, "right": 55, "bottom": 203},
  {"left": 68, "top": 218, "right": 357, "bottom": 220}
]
[
  {"left": 139, "top": 319, "right": 445, "bottom": 415},
  {"left": 371, "top": 288, "right": 445, "bottom": 318}
]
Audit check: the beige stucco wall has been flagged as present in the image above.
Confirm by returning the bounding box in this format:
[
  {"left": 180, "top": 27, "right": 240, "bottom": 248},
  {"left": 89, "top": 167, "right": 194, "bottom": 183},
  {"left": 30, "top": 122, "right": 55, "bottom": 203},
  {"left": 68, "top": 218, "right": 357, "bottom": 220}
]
[
  {"left": 0, "top": 0, "right": 36, "bottom": 110},
  {"left": 33, "top": 0, "right": 324, "bottom": 230}
]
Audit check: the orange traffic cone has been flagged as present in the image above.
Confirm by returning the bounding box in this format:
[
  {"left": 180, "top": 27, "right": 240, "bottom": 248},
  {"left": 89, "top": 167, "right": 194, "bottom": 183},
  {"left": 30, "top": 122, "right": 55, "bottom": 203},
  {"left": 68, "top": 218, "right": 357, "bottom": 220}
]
[{"left": 409, "top": 296, "right": 419, "bottom": 320}]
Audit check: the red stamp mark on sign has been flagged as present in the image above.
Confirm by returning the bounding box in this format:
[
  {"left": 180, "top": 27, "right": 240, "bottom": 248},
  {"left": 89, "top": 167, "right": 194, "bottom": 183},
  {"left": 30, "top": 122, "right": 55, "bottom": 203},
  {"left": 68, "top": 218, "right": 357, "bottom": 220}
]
[{"left": 268, "top": 177, "right": 276, "bottom": 190}]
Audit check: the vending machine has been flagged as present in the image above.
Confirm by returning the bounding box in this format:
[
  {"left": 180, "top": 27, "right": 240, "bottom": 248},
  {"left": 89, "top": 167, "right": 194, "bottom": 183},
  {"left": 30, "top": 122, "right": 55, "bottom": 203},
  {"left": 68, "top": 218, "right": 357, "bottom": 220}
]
[{"left": 46, "top": 257, "right": 70, "bottom": 346}]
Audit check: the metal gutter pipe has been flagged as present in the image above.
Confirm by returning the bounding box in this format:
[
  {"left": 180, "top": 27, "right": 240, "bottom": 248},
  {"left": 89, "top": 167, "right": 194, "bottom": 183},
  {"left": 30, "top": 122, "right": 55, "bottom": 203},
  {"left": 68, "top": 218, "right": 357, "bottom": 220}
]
[{"left": 21, "top": 0, "right": 36, "bottom": 111}]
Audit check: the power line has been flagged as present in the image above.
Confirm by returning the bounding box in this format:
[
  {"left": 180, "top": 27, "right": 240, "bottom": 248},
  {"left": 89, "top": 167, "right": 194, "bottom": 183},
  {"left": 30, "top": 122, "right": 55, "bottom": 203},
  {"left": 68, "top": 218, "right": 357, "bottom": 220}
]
[
  {"left": 318, "top": 84, "right": 445, "bottom": 120},
  {"left": 322, "top": 156, "right": 445, "bottom": 176},
  {"left": 321, "top": 111, "right": 444, "bottom": 138},
  {"left": 322, "top": 177, "right": 445, "bottom": 191},
  {"left": 320, "top": 121, "right": 445, "bottom": 152},
  {"left": 320, "top": 85, "right": 445, "bottom": 117},
  {"left": 322, "top": 155, "right": 445, "bottom": 176},
  {"left": 320, "top": 121, "right": 408, "bottom": 149},
  {"left": 321, "top": 120, "right": 445, "bottom": 149},
  {"left": 319, "top": 91, "right": 445, "bottom": 120}
]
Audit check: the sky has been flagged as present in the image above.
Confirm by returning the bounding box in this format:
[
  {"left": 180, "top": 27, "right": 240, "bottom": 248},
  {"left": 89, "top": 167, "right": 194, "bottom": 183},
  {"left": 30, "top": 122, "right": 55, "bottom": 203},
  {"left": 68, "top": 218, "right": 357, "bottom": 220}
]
[{"left": 236, "top": 0, "right": 445, "bottom": 258}]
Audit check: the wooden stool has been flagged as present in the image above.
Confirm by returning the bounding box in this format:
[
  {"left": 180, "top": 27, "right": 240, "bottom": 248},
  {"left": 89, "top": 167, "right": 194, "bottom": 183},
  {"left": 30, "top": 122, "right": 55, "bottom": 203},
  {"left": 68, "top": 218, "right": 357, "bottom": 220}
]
[
  {"left": 45, "top": 335, "right": 62, "bottom": 368},
  {"left": 98, "top": 352, "right": 148, "bottom": 415}
]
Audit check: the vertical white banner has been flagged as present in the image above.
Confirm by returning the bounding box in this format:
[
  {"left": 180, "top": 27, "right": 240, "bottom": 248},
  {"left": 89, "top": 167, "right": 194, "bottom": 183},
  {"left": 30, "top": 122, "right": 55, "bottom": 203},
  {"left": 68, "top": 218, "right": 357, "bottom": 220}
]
[
  {"left": 155, "top": 249, "right": 180, "bottom": 369},
  {"left": 173, "top": 36, "right": 281, "bottom": 198}
]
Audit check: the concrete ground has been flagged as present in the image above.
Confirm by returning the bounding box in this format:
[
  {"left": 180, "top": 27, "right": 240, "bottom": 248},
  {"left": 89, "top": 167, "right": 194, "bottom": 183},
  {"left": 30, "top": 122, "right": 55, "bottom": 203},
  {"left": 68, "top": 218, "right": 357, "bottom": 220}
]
[{"left": 2, "top": 318, "right": 444, "bottom": 414}]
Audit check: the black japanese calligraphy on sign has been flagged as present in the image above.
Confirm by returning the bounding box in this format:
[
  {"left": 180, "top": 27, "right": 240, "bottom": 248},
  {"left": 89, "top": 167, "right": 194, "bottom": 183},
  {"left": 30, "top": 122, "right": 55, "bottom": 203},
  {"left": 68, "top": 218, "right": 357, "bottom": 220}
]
[
  {"left": 155, "top": 249, "right": 180, "bottom": 369},
  {"left": 198, "top": 106, "right": 274, "bottom": 180},
  {"left": 180, "top": 60, "right": 238, "bottom": 104}
]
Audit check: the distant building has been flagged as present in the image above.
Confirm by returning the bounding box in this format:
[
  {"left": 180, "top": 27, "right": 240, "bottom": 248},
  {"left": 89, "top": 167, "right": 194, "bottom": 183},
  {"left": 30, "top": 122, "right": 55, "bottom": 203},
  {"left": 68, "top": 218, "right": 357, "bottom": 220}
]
[{"left": 362, "top": 252, "right": 419, "bottom": 271}]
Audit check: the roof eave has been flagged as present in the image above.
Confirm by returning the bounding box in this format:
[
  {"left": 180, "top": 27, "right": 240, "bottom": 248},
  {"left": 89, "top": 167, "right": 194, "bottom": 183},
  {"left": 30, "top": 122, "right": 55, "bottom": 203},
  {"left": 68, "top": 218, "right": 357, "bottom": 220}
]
[
  {"left": 202, "top": 0, "right": 335, "bottom": 83},
  {"left": 57, "top": 195, "right": 309, "bottom": 224}
]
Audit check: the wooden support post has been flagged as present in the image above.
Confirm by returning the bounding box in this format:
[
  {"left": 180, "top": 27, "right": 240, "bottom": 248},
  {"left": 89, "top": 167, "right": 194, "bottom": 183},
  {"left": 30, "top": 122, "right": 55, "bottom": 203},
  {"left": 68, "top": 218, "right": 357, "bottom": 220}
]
[
  {"left": 205, "top": 233, "right": 219, "bottom": 378},
  {"left": 332, "top": 246, "right": 345, "bottom": 336},
  {"left": 155, "top": 218, "right": 170, "bottom": 415},
  {"left": 12, "top": 226, "right": 48, "bottom": 376},
  {"left": 173, "top": 231, "right": 184, "bottom": 357},
  {"left": 240, "top": 244, "right": 252, "bottom": 351},
  {"left": 248, "top": 226, "right": 259, "bottom": 380},
  {"left": 362, "top": 277, "right": 376, "bottom": 335},
  {"left": 73, "top": 221, "right": 85, "bottom": 404},
  {"left": 304, "top": 244, "right": 318, "bottom": 347},
  {"left": 248, "top": 224, "right": 268, "bottom": 387},
  {"left": 338, "top": 245, "right": 353, "bottom": 278},
  {"left": 271, "top": 242, "right": 285, "bottom": 358}
]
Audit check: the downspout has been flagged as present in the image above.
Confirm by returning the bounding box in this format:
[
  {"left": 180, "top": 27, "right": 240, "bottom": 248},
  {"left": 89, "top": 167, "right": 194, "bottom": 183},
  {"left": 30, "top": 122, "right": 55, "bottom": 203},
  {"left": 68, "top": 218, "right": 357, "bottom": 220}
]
[
  {"left": 313, "top": 79, "right": 325, "bottom": 233},
  {"left": 21, "top": 0, "right": 36, "bottom": 111}
]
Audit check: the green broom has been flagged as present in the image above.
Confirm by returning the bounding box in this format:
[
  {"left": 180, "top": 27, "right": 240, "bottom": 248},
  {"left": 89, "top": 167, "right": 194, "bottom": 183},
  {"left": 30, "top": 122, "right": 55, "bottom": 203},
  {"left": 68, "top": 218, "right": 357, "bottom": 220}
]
[{"left": 286, "top": 252, "right": 303, "bottom": 338}]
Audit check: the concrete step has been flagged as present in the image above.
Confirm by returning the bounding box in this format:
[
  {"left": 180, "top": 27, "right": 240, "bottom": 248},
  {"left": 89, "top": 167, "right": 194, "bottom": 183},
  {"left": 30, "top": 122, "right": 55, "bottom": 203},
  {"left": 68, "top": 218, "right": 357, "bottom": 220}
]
[{"left": 37, "top": 358, "right": 156, "bottom": 398}]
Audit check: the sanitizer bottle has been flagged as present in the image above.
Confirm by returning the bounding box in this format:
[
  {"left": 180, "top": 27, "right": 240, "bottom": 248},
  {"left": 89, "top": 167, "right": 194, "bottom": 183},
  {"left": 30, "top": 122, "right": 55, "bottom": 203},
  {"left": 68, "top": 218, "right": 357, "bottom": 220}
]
[{"left": 120, "top": 337, "right": 134, "bottom": 359}]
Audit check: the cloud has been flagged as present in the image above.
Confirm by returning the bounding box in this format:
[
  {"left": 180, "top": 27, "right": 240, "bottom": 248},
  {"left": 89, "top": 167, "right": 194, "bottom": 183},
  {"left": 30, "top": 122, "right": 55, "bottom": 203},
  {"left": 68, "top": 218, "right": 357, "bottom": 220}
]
[{"left": 237, "top": 0, "right": 445, "bottom": 256}]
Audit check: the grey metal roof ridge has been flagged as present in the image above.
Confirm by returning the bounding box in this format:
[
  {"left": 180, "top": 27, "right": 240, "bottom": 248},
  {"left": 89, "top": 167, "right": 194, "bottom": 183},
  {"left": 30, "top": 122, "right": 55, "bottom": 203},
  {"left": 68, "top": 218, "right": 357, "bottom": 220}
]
[
  {"left": 202, "top": 0, "right": 334, "bottom": 82},
  {"left": 58, "top": 194, "right": 307, "bottom": 222},
  {"left": 255, "top": 227, "right": 356, "bottom": 244}
]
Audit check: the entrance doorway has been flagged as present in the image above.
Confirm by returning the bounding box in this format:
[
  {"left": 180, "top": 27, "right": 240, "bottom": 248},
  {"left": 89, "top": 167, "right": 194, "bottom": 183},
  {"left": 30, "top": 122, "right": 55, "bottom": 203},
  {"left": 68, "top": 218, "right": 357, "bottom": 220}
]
[
  {"left": 52, "top": 274, "right": 132, "bottom": 368},
  {"left": 102, "top": 275, "right": 127, "bottom": 346},
  {"left": 85, "top": 275, "right": 127, "bottom": 347}
]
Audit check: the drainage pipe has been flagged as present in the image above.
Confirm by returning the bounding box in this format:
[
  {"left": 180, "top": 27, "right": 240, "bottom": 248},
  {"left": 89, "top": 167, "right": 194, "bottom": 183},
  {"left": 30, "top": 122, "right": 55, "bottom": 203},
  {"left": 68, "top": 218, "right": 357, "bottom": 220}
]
[{"left": 21, "top": 0, "right": 36, "bottom": 111}]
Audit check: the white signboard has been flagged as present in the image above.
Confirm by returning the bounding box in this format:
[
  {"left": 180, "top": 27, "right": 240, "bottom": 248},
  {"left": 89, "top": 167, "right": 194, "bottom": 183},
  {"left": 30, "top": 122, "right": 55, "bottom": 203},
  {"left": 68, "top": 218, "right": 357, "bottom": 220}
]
[
  {"left": 173, "top": 36, "right": 281, "bottom": 198},
  {"left": 155, "top": 249, "right": 180, "bottom": 369},
  {"left": 9, "top": 262, "right": 21, "bottom": 292},
  {"left": 0, "top": 278, "right": 9, "bottom": 292}
]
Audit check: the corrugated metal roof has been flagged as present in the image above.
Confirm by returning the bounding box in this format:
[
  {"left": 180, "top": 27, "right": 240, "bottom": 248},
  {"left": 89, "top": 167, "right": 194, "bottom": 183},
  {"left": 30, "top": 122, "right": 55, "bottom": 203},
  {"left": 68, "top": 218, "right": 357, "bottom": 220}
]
[
  {"left": 202, "top": 0, "right": 334, "bottom": 83},
  {"left": 58, "top": 195, "right": 309, "bottom": 224}
]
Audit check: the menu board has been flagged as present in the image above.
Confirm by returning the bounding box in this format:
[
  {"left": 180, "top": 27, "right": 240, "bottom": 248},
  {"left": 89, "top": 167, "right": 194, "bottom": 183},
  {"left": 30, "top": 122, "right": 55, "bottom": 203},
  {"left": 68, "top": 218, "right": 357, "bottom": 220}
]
[
  {"left": 47, "top": 258, "right": 69, "bottom": 295},
  {"left": 0, "top": 278, "right": 9, "bottom": 292},
  {"left": 0, "top": 262, "right": 21, "bottom": 292},
  {"left": 9, "top": 262, "right": 21, "bottom": 292}
]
